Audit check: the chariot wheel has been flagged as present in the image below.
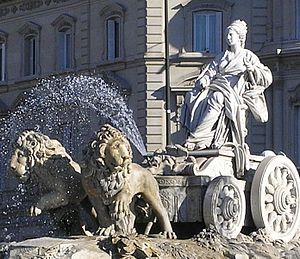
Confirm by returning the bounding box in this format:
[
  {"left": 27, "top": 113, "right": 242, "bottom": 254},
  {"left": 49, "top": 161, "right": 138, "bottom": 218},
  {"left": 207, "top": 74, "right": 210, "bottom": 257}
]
[
  {"left": 203, "top": 176, "right": 246, "bottom": 238},
  {"left": 251, "top": 155, "right": 300, "bottom": 242}
]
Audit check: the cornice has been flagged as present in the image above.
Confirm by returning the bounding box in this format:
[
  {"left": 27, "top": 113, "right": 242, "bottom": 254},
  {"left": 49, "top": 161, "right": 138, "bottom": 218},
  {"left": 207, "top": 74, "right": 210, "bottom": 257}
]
[{"left": 0, "top": 0, "right": 73, "bottom": 18}]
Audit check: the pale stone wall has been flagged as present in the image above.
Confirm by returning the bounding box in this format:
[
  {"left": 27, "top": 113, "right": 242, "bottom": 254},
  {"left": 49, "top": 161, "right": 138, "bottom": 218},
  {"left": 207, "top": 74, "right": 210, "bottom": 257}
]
[{"left": 144, "top": 0, "right": 166, "bottom": 151}]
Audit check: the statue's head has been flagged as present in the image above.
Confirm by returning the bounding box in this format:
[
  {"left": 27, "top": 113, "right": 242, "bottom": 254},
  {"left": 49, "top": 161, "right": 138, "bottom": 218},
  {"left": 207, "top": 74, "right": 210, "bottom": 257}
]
[
  {"left": 9, "top": 130, "right": 67, "bottom": 181},
  {"left": 87, "top": 124, "right": 133, "bottom": 173},
  {"left": 226, "top": 20, "right": 247, "bottom": 48}
]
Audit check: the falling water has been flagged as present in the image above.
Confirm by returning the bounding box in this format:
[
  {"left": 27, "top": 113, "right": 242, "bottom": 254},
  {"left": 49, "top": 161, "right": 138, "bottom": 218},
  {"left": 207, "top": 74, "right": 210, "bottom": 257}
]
[{"left": 0, "top": 74, "right": 147, "bottom": 158}]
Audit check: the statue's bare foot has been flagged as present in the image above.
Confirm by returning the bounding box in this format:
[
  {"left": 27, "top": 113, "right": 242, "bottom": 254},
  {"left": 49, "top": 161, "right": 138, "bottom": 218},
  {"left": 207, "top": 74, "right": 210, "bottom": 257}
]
[
  {"left": 160, "top": 231, "right": 177, "bottom": 239},
  {"left": 150, "top": 231, "right": 177, "bottom": 239},
  {"left": 96, "top": 225, "right": 115, "bottom": 236}
]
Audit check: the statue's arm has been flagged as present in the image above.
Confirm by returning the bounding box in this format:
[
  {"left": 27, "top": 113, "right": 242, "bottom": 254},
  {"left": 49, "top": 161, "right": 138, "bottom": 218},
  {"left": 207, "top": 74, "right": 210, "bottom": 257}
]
[
  {"left": 195, "top": 53, "right": 222, "bottom": 90},
  {"left": 244, "top": 50, "right": 273, "bottom": 88}
]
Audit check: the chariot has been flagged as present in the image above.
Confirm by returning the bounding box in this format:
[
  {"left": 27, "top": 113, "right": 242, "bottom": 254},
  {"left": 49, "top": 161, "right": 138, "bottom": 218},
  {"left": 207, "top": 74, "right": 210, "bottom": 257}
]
[{"left": 150, "top": 145, "right": 300, "bottom": 242}]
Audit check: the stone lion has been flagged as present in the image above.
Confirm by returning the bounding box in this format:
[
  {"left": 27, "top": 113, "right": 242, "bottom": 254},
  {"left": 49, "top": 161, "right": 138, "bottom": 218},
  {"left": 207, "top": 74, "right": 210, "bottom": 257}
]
[
  {"left": 9, "top": 130, "right": 87, "bottom": 218},
  {"left": 82, "top": 124, "right": 176, "bottom": 238}
]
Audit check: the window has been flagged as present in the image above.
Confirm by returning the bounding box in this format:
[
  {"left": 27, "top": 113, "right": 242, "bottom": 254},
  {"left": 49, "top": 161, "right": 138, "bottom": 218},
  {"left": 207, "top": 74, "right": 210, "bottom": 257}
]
[
  {"left": 100, "top": 3, "right": 125, "bottom": 62},
  {"left": 295, "top": 106, "right": 300, "bottom": 164},
  {"left": 0, "top": 40, "right": 6, "bottom": 81},
  {"left": 0, "top": 31, "right": 7, "bottom": 81},
  {"left": 24, "top": 35, "right": 37, "bottom": 76},
  {"left": 106, "top": 16, "right": 120, "bottom": 60},
  {"left": 193, "top": 11, "right": 222, "bottom": 53},
  {"left": 296, "top": 0, "right": 300, "bottom": 38},
  {"left": 58, "top": 28, "right": 72, "bottom": 70},
  {"left": 18, "top": 22, "right": 41, "bottom": 77},
  {"left": 52, "top": 14, "right": 76, "bottom": 71}
]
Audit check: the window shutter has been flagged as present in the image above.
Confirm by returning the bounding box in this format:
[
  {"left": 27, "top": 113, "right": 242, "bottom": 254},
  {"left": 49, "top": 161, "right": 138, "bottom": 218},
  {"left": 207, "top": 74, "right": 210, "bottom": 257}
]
[
  {"left": 215, "top": 12, "right": 222, "bottom": 53},
  {"left": 0, "top": 43, "right": 4, "bottom": 81},
  {"left": 58, "top": 31, "right": 65, "bottom": 70},
  {"left": 208, "top": 14, "right": 216, "bottom": 53},
  {"left": 297, "top": 0, "right": 300, "bottom": 38},
  {"left": 65, "top": 31, "right": 71, "bottom": 68},
  {"left": 107, "top": 19, "right": 115, "bottom": 60},
  {"left": 194, "top": 13, "right": 206, "bottom": 52},
  {"left": 114, "top": 19, "right": 120, "bottom": 58},
  {"left": 24, "top": 38, "right": 30, "bottom": 76},
  {"left": 30, "top": 37, "right": 36, "bottom": 75}
]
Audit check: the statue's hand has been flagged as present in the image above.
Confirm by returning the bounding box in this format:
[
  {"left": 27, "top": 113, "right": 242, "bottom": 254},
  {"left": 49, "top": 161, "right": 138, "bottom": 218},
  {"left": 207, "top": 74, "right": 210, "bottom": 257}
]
[
  {"left": 30, "top": 206, "right": 42, "bottom": 216},
  {"left": 243, "top": 57, "right": 254, "bottom": 72},
  {"left": 194, "top": 76, "right": 209, "bottom": 94}
]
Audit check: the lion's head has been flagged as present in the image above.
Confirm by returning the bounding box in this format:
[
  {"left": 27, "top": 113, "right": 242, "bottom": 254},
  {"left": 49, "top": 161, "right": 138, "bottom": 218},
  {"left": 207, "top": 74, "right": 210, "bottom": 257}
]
[
  {"left": 85, "top": 124, "right": 133, "bottom": 199},
  {"left": 88, "top": 124, "right": 133, "bottom": 173},
  {"left": 9, "top": 130, "right": 70, "bottom": 181}
]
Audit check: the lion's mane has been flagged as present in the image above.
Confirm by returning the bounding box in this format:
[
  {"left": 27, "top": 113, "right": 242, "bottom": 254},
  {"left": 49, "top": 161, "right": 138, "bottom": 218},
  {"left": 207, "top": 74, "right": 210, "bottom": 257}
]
[
  {"left": 13, "top": 130, "right": 70, "bottom": 167},
  {"left": 84, "top": 124, "right": 133, "bottom": 203}
]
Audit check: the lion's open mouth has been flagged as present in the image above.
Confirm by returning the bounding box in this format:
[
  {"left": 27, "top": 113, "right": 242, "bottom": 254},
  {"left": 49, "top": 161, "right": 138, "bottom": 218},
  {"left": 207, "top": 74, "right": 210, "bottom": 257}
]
[{"left": 111, "top": 157, "right": 130, "bottom": 170}]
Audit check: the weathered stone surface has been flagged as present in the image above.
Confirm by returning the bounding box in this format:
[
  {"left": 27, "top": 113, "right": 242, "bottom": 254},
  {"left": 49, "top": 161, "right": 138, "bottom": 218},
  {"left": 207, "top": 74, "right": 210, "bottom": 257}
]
[
  {"left": 4, "top": 231, "right": 300, "bottom": 259},
  {"left": 6, "top": 237, "right": 110, "bottom": 259}
]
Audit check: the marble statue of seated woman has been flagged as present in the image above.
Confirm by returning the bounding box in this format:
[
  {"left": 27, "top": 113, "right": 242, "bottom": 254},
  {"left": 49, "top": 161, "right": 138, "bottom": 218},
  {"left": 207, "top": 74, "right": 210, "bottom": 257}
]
[{"left": 180, "top": 20, "right": 273, "bottom": 151}]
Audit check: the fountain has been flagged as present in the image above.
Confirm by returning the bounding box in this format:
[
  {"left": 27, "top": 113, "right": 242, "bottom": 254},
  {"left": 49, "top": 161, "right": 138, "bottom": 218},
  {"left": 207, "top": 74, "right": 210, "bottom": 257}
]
[
  {"left": 2, "top": 19, "right": 300, "bottom": 258},
  {"left": 0, "top": 73, "right": 148, "bottom": 243}
]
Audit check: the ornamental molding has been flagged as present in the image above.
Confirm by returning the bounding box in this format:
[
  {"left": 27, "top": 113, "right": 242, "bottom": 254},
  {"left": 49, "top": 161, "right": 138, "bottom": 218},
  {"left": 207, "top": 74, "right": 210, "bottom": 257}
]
[
  {"left": 0, "top": 30, "right": 8, "bottom": 41},
  {"left": 18, "top": 21, "right": 41, "bottom": 35},
  {"left": 51, "top": 13, "right": 76, "bottom": 28},
  {"left": 181, "top": 0, "right": 234, "bottom": 11},
  {"left": 0, "top": 0, "right": 73, "bottom": 18},
  {"left": 99, "top": 2, "right": 126, "bottom": 17}
]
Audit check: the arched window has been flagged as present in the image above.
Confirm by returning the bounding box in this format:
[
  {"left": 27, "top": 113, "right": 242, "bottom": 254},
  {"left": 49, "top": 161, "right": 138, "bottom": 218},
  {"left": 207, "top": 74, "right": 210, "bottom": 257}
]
[
  {"left": 0, "top": 31, "right": 7, "bottom": 81},
  {"left": 193, "top": 11, "right": 222, "bottom": 53},
  {"left": 18, "top": 22, "right": 41, "bottom": 77},
  {"left": 100, "top": 3, "right": 125, "bottom": 62},
  {"left": 52, "top": 14, "right": 76, "bottom": 71}
]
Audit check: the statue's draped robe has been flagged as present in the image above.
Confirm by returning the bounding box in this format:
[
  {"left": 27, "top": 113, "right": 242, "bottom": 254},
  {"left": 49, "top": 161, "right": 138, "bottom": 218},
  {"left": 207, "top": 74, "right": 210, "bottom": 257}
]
[{"left": 180, "top": 49, "right": 273, "bottom": 149}]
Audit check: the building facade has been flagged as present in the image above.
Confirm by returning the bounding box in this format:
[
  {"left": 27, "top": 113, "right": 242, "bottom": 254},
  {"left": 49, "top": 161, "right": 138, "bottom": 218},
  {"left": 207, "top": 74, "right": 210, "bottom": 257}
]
[{"left": 0, "top": 0, "right": 300, "bottom": 240}]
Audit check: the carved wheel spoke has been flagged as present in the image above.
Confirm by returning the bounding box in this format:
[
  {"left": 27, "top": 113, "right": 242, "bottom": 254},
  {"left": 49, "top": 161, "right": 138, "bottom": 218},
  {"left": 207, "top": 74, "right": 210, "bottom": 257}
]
[
  {"left": 203, "top": 176, "right": 246, "bottom": 239},
  {"left": 251, "top": 155, "right": 300, "bottom": 242}
]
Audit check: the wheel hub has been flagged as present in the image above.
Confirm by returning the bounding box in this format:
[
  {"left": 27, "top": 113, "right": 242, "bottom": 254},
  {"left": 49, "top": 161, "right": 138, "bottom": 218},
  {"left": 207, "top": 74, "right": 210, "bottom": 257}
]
[
  {"left": 221, "top": 196, "right": 238, "bottom": 220},
  {"left": 274, "top": 187, "right": 290, "bottom": 215}
]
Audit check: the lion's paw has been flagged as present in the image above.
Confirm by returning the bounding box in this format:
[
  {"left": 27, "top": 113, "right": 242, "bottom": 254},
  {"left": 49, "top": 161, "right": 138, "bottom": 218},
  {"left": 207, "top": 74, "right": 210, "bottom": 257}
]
[
  {"left": 96, "top": 225, "right": 116, "bottom": 236},
  {"left": 112, "top": 199, "right": 131, "bottom": 220},
  {"left": 30, "top": 206, "right": 42, "bottom": 216}
]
